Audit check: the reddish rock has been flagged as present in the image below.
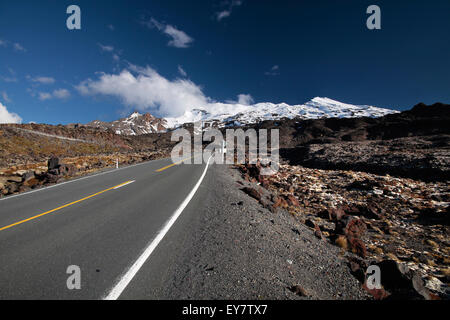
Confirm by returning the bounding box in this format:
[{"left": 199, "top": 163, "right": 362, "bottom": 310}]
[
  {"left": 362, "top": 282, "right": 390, "bottom": 300},
  {"left": 336, "top": 216, "right": 367, "bottom": 239},
  {"left": 289, "top": 285, "right": 308, "bottom": 297},
  {"left": 348, "top": 237, "right": 367, "bottom": 258},
  {"left": 320, "top": 207, "right": 346, "bottom": 221},
  {"left": 271, "top": 195, "right": 288, "bottom": 211},
  {"left": 23, "top": 178, "right": 40, "bottom": 188},
  {"left": 241, "top": 187, "right": 261, "bottom": 201},
  {"left": 287, "top": 194, "right": 300, "bottom": 207},
  {"left": 314, "top": 224, "right": 323, "bottom": 240}
]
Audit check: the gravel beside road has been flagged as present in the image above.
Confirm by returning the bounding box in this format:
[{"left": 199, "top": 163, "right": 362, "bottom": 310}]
[{"left": 137, "top": 164, "right": 368, "bottom": 300}]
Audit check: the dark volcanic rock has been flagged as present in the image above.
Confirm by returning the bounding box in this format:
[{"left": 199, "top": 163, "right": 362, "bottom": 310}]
[
  {"left": 275, "top": 102, "right": 450, "bottom": 182},
  {"left": 48, "top": 156, "right": 59, "bottom": 170},
  {"left": 375, "top": 260, "right": 431, "bottom": 300}
]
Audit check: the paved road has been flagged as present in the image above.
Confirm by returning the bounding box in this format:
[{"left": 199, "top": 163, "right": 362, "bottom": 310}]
[{"left": 0, "top": 155, "right": 210, "bottom": 299}]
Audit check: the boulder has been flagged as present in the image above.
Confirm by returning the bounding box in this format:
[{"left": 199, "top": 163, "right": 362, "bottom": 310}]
[
  {"left": 6, "top": 176, "right": 22, "bottom": 183},
  {"left": 23, "top": 178, "right": 40, "bottom": 188},
  {"left": 375, "top": 260, "right": 434, "bottom": 300},
  {"left": 22, "top": 171, "right": 35, "bottom": 183},
  {"left": 241, "top": 187, "right": 261, "bottom": 201},
  {"left": 48, "top": 156, "right": 60, "bottom": 170},
  {"left": 14, "top": 169, "right": 28, "bottom": 177},
  {"left": 335, "top": 216, "right": 367, "bottom": 239},
  {"left": 58, "top": 164, "right": 76, "bottom": 176},
  {"left": 44, "top": 172, "right": 59, "bottom": 184},
  {"left": 7, "top": 182, "right": 19, "bottom": 194}
]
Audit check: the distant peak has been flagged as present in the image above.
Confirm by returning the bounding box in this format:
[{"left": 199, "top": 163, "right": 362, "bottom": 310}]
[
  {"left": 129, "top": 111, "right": 142, "bottom": 118},
  {"left": 309, "top": 97, "right": 342, "bottom": 104}
]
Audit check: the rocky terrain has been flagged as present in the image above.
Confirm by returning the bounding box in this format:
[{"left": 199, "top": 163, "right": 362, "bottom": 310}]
[
  {"left": 0, "top": 123, "right": 175, "bottom": 197},
  {"left": 238, "top": 102, "right": 450, "bottom": 182},
  {"left": 237, "top": 162, "right": 449, "bottom": 299},
  {"left": 85, "top": 112, "right": 169, "bottom": 135},
  {"left": 230, "top": 102, "right": 449, "bottom": 299}
]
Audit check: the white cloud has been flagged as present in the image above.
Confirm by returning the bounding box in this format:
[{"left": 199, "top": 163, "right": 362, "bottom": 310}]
[
  {"left": 1, "top": 91, "right": 11, "bottom": 103},
  {"left": 265, "top": 65, "right": 280, "bottom": 76},
  {"left": 98, "top": 43, "right": 114, "bottom": 52},
  {"left": 38, "top": 92, "right": 52, "bottom": 101},
  {"left": 98, "top": 43, "right": 121, "bottom": 62},
  {"left": 1, "top": 76, "right": 17, "bottom": 83},
  {"left": 0, "top": 39, "right": 26, "bottom": 52},
  {"left": 216, "top": 10, "right": 231, "bottom": 21},
  {"left": 52, "top": 89, "right": 71, "bottom": 99},
  {"left": 142, "top": 18, "right": 194, "bottom": 48},
  {"left": 28, "top": 76, "right": 55, "bottom": 84},
  {"left": 216, "top": 0, "right": 243, "bottom": 21},
  {"left": 13, "top": 43, "right": 26, "bottom": 52},
  {"left": 38, "top": 89, "right": 70, "bottom": 101},
  {"left": 77, "top": 66, "right": 208, "bottom": 117},
  {"left": 0, "top": 102, "right": 22, "bottom": 124},
  {"left": 178, "top": 65, "right": 187, "bottom": 77},
  {"left": 76, "top": 64, "right": 263, "bottom": 121},
  {"left": 226, "top": 93, "right": 254, "bottom": 105},
  {"left": 237, "top": 94, "right": 254, "bottom": 105}
]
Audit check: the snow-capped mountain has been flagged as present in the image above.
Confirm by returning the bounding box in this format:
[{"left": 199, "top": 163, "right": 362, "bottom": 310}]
[
  {"left": 86, "top": 97, "right": 398, "bottom": 135},
  {"left": 86, "top": 112, "right": 168, "bottom": 135},
  {"left": 164, "top": 97, "right": 398, "bottom": 128}
]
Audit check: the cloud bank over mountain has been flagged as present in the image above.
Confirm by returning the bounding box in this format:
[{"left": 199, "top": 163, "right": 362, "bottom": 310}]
[
  {"left": 77, "top": 65, "right": 210, "bottom": 117},
  {"left": 76, "top": 64, "right": 397, "bottom": 130}
]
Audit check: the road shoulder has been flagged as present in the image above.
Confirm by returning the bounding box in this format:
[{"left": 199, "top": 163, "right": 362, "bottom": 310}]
[{"left": 122, "top": 164, "right": 368, "bottom": 299}]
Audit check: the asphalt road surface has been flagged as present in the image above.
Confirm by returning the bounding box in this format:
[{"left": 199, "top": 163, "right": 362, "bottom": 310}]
[{"left": 0, "top": 155, "right": 211, "bottom": 299}]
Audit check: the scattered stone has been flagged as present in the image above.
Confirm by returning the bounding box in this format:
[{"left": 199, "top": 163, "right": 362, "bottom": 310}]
[
  {"left": 289, "top": 285, "right": 308, "bottom": 297},
  {"left": 241, "top": 187, "right": 261, "bottom": 201},
  {"left": 305, "top": 219, "right": 316, "bottom": 229}
]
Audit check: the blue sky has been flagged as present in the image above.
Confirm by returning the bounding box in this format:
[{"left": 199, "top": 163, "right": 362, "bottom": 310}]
[{"left": 0, "top": 0, "right": 449, "bottom": 124}]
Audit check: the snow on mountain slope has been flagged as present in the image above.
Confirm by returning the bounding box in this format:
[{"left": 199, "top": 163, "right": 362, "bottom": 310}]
[
  {"left": 86, "top": 112, "right": 168, "bottom": 135},
  {"left": 86, "top": 97, "right": 398, "bottom": 135},
  {"left": 164, "top": 97, "right": 398, "bottom": 128}
]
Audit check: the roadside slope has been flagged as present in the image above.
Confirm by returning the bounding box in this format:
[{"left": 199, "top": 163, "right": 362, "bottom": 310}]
[{"left": 121, "top": 164, "right": 368, "bottom": 299}]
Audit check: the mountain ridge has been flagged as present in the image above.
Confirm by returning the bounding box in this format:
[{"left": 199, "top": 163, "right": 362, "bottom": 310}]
[{"left": 85, "top": 97, "right": 399, "bottom": 135}]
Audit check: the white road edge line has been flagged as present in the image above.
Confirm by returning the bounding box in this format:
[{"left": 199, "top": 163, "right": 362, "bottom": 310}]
[
  {"left": 0, "top": 158, "right": 169, "bottom": 202},
  {"left": 103, "top": 156, "right": 212, "bottom": 300},
  {"left": 113, "top": 180, "right": 135, "bottom": 189}
]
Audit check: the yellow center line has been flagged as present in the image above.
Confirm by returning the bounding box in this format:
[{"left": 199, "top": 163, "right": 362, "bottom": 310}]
[
  {"left": 0, "top": 180, "right": 133, "bottom": 232},
  {"left": 155, "top": 155, "right": 194, "bottom": 172}
]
